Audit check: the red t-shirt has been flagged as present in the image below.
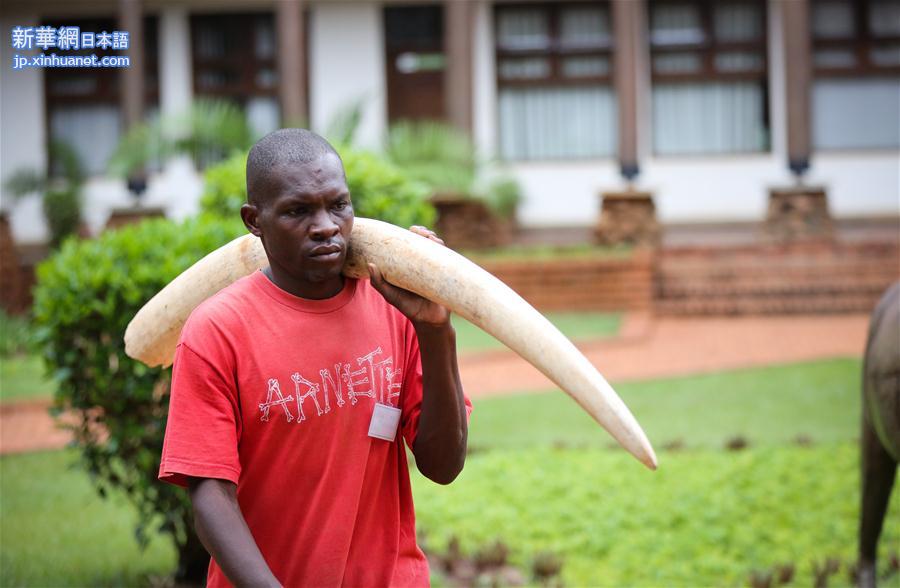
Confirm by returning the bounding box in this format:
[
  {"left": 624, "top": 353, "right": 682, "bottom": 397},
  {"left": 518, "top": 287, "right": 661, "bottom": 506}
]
[{"left": 159, "top": 270, "right": 470, "bottom": 587}]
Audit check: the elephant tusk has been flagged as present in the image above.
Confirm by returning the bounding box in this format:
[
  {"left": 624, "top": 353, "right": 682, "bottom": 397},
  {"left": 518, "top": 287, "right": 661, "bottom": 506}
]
[{"left": 124, "top": 218, "right": 658, "bottom": 469}]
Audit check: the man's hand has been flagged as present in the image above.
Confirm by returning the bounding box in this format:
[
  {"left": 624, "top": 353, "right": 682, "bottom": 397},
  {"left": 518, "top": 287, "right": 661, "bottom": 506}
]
[
  {"left": 368, "top": 225, "right": 467, "bottom": 484},
  {"left": 367, "top": 225, "right": 450, "bottom": 327}
]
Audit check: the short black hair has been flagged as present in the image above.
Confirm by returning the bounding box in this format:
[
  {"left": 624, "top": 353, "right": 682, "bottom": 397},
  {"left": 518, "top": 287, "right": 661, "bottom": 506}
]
[{"left": 246, "top": 128, "right": 343, "bottom": 206}]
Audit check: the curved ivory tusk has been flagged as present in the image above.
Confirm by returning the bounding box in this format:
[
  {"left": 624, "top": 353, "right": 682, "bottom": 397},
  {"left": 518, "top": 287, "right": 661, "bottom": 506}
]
[{"left": 124, "top": 218, "right": 657, "bottom": 469}]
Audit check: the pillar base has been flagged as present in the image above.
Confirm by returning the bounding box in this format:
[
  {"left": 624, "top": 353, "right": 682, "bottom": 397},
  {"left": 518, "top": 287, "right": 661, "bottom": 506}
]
[
  {"left": 431, "top": 193, "right": 512, "bottom": 250},
  {"left": 764, "top": 186, "right": 833, "bottom": 244},
  {"left": 595, "top": 190, "right": 660, "bottom": 248},
  {"left": 104, "top": 206, "right": 166, "bottom": 231}
]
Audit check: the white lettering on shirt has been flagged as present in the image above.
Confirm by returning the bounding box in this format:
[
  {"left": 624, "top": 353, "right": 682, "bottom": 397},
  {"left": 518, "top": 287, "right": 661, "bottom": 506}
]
[
  {"left": 259, "top": 378, "right": 294, "bottom": 423},
  {"left": 259, "top": 347, "right": 403, "bottom": 424},
  {"left": 291, "top": 372, "right": 323, "bottom": 422}
]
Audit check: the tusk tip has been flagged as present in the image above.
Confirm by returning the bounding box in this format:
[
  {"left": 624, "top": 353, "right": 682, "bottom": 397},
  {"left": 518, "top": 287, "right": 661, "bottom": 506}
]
[{"left": 633, "top": 439, "right": 658, "bottom": 471}]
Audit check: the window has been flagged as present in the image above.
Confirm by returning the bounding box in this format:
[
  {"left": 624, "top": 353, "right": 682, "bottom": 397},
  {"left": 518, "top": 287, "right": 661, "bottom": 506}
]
[
  {"left": 649, "top": 0, "right": 769, "bottom": 155},
  {"left": 43, "top": 17, "right": 158, "bottom": 175},
  {"left": 811, "top": 0, "right": 900, "bottom": 149},
  {"left": 191, "top": 13, "right": 280, "bottom": 140},
  {"left": 495, "top": 2, "right": 616, "bottom": 160}
]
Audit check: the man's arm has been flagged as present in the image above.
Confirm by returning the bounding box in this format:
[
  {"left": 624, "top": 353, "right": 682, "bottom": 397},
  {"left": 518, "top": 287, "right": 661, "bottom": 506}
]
[
  {"left": 367, "top": 226, "right": 468, "bottom": 485},
  {"left": 188, "top": 477, "right": 282, "bottom": 588},
  {"left": 410, "top": 320, "right": 468, "bottom": 484}
]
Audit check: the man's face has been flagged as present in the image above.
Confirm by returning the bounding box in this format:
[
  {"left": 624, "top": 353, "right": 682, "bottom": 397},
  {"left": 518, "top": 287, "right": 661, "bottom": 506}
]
[{"left": 242, "top": 153, "right": 354, "bottom": 295}]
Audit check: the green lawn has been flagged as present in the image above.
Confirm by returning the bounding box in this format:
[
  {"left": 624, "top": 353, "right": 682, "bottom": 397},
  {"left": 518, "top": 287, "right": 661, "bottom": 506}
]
[
  {"left": 468, "top": 358, "right": 864, "bottom": 452},
  {"left": 2, "top": 358, "right": 896, "bottom": 587},
  {"left": 412, "top": 358, "right": 900, "bottom": 586},
  {"left": 413, "top": 444, "right": 900, "bottom": 587},
  {"left": 452, "top": 312, "right": 620, "bottom": 354},
  {"left": 0, "top": 450, "right": 177, "bottom": 586},
  {"left": 0, "top": 354, "right": 55, "bottom": 403}
]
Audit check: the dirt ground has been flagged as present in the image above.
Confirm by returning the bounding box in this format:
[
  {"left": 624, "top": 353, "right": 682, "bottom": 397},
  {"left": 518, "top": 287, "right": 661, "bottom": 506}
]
[{"left": 0, "top": 313, "right": 871, "bottom": 455}]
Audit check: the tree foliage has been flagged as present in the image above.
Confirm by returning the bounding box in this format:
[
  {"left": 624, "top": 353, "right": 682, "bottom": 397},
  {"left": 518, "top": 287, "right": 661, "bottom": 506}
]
[
  {"left": 199, "top": 146, "right": 436, "bottom": 228},
  {"left": 32, "top": 215, "right": 245, "bottom": 581}
]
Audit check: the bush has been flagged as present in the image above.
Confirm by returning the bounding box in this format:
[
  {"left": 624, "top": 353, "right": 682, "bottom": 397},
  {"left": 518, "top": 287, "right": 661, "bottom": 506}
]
[
  {"left": 5, "top": 141, "right": 85, "bottom": 247},
  {"left": 199, "top": 145, "right": 435, "bottom": 228},
  {"left": 199, "top": 151, "right": 248, "bottom": 219},
  {"left": 32, "top": 214, "right": 245, "bottom": 582},
  {"left": 339, "top": 146, "right": 435, "bottom": 228}
]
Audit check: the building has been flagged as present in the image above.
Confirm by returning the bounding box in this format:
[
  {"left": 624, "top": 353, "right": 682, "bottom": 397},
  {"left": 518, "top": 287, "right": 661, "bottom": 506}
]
[{"left": 1, "top": 0, "right": 898, "bottom": 245}]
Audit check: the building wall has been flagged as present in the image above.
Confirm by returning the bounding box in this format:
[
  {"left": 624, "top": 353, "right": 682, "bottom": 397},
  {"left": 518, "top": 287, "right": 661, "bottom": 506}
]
[
  {"left": 1, "top": 14, "right": 48, "bottom": 243},
  {"left": 472, "top": 0, "right": 899, "bottom": 226},
  {"left": 1, "top": 0, "right": 897, "bottom": 245},
  {"left": 309, "top": 1, "right": 386, "bottom": 149}
]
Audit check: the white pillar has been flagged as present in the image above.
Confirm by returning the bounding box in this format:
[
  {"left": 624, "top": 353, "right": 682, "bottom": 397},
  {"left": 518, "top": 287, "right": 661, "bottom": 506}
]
[
  {"left": 150, "top": 5, "right": 202, "bottom": 220},
  {"left": 159, "top": 6, "right": 193, "bottom": 118},
  {"left": 1, "top": 13, "right": 48, "bottom": 243}
]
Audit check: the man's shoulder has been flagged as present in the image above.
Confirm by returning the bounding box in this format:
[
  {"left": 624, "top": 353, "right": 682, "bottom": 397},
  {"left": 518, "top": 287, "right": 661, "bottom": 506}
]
[{"left": 181, "top": 272, "right": 262, "bottom": 339}]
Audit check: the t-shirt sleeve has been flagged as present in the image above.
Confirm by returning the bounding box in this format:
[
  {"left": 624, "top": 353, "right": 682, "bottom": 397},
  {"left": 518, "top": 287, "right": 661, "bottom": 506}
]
[
  {"left": 400, "top": 321, "right": 473, "bottom": 449},
  {"left": 159, "top": 339, "right": 242, "bottom": 488}
]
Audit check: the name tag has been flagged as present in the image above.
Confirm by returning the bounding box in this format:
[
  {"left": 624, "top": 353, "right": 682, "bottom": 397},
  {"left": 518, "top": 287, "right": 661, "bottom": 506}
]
[{"left": 368, "top": 403, "right": 401, "bottom": 442}]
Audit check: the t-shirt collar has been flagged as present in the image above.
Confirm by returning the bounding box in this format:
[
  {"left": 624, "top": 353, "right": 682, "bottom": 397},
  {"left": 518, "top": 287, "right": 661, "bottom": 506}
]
[{"left": 250, "top": 269, "right": 358, "bottom": 314}]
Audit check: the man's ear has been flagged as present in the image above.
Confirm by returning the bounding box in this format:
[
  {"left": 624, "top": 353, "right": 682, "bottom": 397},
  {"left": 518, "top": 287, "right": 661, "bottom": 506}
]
[{"left": 240, "top": 203, "right": 262, "bottom": 238}]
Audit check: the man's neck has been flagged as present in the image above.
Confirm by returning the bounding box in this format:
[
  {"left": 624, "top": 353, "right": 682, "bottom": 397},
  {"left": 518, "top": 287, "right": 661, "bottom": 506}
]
[{"left": 263, "top": 266, "right": 345, "bottom": 300}]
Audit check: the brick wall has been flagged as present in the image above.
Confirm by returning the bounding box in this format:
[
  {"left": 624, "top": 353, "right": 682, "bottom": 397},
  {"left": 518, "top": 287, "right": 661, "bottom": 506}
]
[
  {"left": 656, "top": 241, "right": 900, "bottom": 315},
  {"left": 0, "top": 214, "right": 29, "bottom": 315},
  {"left": 477, "top": 252, "right": 654, "bottom": 311}
]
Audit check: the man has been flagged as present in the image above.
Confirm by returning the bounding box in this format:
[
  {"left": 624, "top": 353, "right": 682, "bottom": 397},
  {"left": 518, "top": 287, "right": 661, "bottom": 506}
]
[{"left": 159, "top": 128, "right": 471, "bottom": 587}]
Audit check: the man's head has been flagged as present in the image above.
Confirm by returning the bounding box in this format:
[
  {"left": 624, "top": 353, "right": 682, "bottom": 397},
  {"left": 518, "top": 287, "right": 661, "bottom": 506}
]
[{"left": 241, "top": 129, "right": 354, "bottom": 298}]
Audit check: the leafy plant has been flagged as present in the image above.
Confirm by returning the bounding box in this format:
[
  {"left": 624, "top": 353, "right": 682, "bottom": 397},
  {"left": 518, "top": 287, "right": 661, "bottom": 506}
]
[
  {"left": 108, "top": 98, "right": 254, "bottom": 178},
  {"left": 339, "top": 145, "right": 435, "bottom": 228},
  {"left": 384, "top": 121, "right": 477, "bottom": 194},
  {"left": 198, "top": 145, "right": 436, "bottom": 228},
  {"left": 31, "top": 213, "right": 245, "bottom": 582},
  {"left": 199, "top": 151, "right": 248, "bottom": 219},
  {"left": 5, "top": 141, "right": 85, "bottom": 247},
  {"left": 383, "top": 120, "right": 522, "bottom": 219},
  {"left": 323, "top": 98, "right": 366, "bottom": 147}
]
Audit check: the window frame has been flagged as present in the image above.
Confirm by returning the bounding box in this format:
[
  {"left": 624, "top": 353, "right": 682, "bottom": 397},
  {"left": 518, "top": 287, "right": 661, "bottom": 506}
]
[
  {"left": 812, "top": 0, "right": 900, "bottom": 78},
  {"left": 494, "top": 1, "right": 614, "bottom": 89},
  {"left": 190, "top": 12, "right": 278, "bottom": 102},
  {"left": 43, "top": 16, "right": 159, "bottom": 176},
  {"left": 648, "top": 0, "right": 769, "bottom": 84}
]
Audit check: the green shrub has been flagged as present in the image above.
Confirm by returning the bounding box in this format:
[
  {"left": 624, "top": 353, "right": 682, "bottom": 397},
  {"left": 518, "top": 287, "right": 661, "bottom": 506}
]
[
  {"left": 31, "top": 214, "right": 245, "bottom": 582},
  {"left": 339, "top": 145, "right": 435, "bottom": 228},
  {"left": 5, "top": 141, "right": 85, "bottom": 247},
  {"left": 199, "top": 151, "right": 247, "bottom": 219},
  {"left": 384, "top": 121, "right": 477, "bottom": 194},
  {"left": 108, "top": 98, "right": 253, "bottom": 177},
  {"left": 199, "top": 145, "right": 435, "bottom": 228}
]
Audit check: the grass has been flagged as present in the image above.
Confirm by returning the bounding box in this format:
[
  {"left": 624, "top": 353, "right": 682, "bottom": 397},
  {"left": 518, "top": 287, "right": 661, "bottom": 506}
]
[
  {"left": 0, "top": 449, "right": 177, "bottom": 586},
  {"left": 412, "top": 358, "right": 899, "bottom": 586},
  {"left": 0, "top": 358, "right": 889, "bottom": 587},
  {"left": 413, "top": 444, "right": 900, "bottom": 587},
  {"left": 467, "top": 358, "right": 863, "bottom": 452},
  {"left": 452, "top": 312, "right": 620, "bottom": 354},
  {"left": 0, "top": 354, "right": 55, "bottom": 403}
]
